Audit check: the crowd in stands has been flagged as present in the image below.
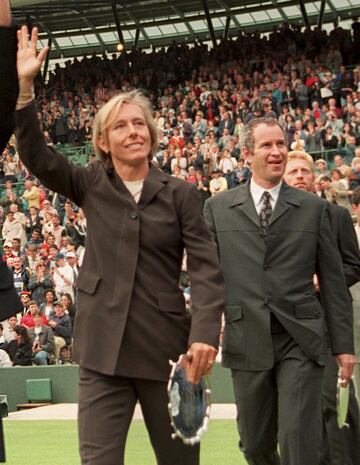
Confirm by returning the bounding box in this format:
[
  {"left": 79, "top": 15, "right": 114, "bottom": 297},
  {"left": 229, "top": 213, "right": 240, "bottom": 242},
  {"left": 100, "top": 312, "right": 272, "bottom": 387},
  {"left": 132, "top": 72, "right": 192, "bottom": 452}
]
[{"left": 0, "top": 21, "right": 360, "bottom": 366}]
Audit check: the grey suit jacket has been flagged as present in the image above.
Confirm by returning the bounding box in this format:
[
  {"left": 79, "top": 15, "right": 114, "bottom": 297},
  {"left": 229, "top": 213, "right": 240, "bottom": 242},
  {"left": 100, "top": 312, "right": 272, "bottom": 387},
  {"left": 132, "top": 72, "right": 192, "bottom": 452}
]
[
  {"left": 204, "top": 181, "right": 354, "bottom": 371},
  {"left": 15, "top": 102, "right": 225, "bottom": 381}
]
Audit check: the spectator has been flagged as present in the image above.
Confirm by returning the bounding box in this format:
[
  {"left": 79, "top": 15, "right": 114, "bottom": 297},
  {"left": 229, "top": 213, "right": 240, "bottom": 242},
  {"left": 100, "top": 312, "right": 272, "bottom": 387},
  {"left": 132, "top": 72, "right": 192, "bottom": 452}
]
[
  {"left": 7, "top": 325, "right": 32, "bottom": 366},
  {"left": 48, "top": 301, "right": 72, "bottom": 359},
  {"left": 11, "top": 256, "right": 29, "bottom": 295},
  {"left": 209, "top": 169, "right": 228, "bottom": 196},
  {"left": 20, "top": 300, "right": 48, "bottom": 329},
  {"left": 39, "top": 288, "right": 57, "bottom": 318},
  {"left": 28, "top": 310, "right": 55, "bottom": 365},
  {"left": 27, "top": 260, "right": 53, "bottom": 306},
  {"left": 52, "top": 253, "right": 74, "bottom": 300},
  {"left": 2, "top": 315, "right": 17, "bottom": 343},
  {"left": 22, "top": 179, "right": 40, "bottom": 209},
  {"left": 2, "top": 210, "right": 26, "bottom": 246},
  {"left": 60, "top": 292, "right": 77, "bottom": 327}
]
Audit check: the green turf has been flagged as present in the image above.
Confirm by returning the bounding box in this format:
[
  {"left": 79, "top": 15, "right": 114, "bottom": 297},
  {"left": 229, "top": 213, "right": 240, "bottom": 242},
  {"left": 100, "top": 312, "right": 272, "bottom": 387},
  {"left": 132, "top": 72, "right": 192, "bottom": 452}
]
[{"left": 3, "top": 419, "right": 246, "bottom": 465}]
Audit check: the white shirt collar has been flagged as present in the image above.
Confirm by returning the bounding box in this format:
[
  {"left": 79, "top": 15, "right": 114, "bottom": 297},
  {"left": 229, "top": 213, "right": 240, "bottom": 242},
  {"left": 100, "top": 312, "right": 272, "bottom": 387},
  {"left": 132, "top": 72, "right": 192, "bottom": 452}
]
[{"left": 250, "top": 178, "right": 282, "bottom": 214}]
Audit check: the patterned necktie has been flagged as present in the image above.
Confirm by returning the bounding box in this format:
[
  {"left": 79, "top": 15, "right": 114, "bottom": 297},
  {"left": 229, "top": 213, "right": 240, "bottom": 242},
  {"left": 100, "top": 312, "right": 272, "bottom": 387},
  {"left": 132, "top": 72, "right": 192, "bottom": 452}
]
[{"left": 259, "top": 191, "right": 272, "bottom": 240}]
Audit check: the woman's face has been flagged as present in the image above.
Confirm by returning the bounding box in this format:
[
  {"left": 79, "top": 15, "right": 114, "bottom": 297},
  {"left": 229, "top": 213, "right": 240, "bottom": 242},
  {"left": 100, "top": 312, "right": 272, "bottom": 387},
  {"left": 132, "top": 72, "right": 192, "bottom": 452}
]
[
  {"left": 332, "top": 171, "right": 341, "bottom": 181},
  {"left": 61, "top": 295, "right": 70, "bottom": 307},
  {"left": 99, "top": 103, "right": 151, "bottom": 169}
]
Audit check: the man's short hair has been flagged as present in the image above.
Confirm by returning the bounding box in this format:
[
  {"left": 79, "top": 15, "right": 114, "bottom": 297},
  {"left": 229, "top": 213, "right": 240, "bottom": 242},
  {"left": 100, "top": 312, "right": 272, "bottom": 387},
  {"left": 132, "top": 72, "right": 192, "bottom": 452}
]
[
  {"left": 287, "top": 151, "right": 315, "bottom": 172},
  {"left": 242, "top": 117, "right": 288, "bottom": 153}
]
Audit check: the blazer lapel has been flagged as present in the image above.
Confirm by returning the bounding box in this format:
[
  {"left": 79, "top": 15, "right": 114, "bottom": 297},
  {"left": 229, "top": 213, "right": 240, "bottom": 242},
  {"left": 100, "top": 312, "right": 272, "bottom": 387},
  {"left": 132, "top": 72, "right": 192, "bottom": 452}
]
[
  {"left": 138, "top": 164, "right": 168, "bottom": 210},
  {"left": 230, "top": 182, "right": 260, "bottom": 227},
  {"left": 269, "top": 182, "right": 300, "bottom": 226}
]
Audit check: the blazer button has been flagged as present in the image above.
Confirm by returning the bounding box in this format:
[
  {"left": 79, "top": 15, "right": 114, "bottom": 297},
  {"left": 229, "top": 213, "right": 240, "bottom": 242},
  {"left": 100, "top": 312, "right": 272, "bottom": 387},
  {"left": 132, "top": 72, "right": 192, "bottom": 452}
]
[
  {"left": 263, "top": 265, "right": 272, "bottom": 271},
  {"left": 129, "top": 211, "right": 138, "bottom": 220}
]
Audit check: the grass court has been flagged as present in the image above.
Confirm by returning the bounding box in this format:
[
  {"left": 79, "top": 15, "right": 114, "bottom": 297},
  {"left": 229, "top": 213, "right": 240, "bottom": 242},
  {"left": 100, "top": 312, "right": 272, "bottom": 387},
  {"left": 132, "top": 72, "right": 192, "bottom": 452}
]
[{"left": 4, "top": 419, "right": 247, "bottom": 465}]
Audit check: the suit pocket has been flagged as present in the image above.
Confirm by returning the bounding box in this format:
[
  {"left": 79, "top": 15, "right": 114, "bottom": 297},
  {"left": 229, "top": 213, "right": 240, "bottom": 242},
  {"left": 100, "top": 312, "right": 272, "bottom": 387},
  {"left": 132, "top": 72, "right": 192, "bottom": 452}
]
[
  {"left": 76, "top": 271, "right": 101, "bottom": 295},
  {"left": 294, "top": 300, "right": 323, "bottom": 319},
  {"left": 157, "top": 289, "right": 186, "bottom": 314},
  {"left": 223, "top": 305, "right": 245, "bottom": 356}
]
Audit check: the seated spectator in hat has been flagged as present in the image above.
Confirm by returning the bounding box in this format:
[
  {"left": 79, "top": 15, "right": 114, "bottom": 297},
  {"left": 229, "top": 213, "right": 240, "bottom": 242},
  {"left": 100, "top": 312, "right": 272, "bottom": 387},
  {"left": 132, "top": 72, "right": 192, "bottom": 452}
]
[
  {"left": 39, "top": 288, "right": 57, "bottom": 318},
  {"left": 19, "top": 290, "right": 31, "bottom": 316},
  {"left": 28, "top": 310, "right": 55, "bottom": 365},
  {"left": 7, "top": 325, "right": 32, "bottom": 366},
  {"left": 11, "top": 257, "right": 29, "bottom": 296},
  {"left": 209, "top": 169, "right": 228, "bottom": 196},
  {"left": 48, "top": 301, "right": 72, "bottom": 359},
  {"left": 315, "top": 158, "right": 330, "bottom": 179},
  {"left": 52, "top": 253, "right": 74, "bottom": 300},
  {"left": 1, "top": 240, "right": 16, "bottom": 263},
  {"left": 20, "top": 300, "right": 48, "bottom": 329},
  {"left": 27, "top": 260, "right": 53, "bottom": 306}
]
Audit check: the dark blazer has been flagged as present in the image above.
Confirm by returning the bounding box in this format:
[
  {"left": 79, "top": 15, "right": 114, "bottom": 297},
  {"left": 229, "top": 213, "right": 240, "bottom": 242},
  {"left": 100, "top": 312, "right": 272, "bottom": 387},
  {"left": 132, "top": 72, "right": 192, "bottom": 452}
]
[
  {"left": 204, "top": 181, "right": 354, "bottom": 370},
  {"left": 328, "top": 203, "right": 360, "bottom": 287},
  {"left": 15, "top": 102, "right": 224, "bottom": 381},
  {"left": 0, "top": 25, "right": 22, "bottom": 322},
  {"left": 0, "top": 25, "right": 18, "bottom": 153}
]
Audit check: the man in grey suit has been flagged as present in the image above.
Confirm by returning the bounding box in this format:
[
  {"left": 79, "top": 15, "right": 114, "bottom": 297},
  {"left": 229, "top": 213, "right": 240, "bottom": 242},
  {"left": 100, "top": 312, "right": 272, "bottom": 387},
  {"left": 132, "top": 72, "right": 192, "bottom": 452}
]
[{"left": 204, "top": 117, "right": 355, "bottom": 465}]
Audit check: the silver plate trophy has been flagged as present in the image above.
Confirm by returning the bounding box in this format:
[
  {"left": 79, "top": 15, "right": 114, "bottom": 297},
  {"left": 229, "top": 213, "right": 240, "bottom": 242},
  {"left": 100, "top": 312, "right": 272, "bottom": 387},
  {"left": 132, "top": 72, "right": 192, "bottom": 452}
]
[
  {"left": 336, "top": 370, "right": 350, "bottom": 429},
  {"left": 168, "top": 354, "right": 211, "bottom": 445}
]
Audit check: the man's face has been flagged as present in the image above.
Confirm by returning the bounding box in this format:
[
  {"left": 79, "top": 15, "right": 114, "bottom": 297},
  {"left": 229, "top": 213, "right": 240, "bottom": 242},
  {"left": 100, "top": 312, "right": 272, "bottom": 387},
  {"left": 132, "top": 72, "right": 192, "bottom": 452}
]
[
  {"left": 34, "top": 314, "right": 43, "bottom": 327},
  {"left": 32, "top": 231, "right": 40, "bottom": 241},
  {"left": 51, "top": 215, "right": 60, "bottom": 226},
  {"left": 284, "top": 159, "right": 314, "bottom": 192},
  {"left": 246, "top": 123, "right": 287, "bottom": 188},
  {"left": 29, "top": 303, "right": 38, "bottom": 315},
  {"left": 334, "top": 156, "right": 343, "bottom": 167},
  {"left": 8, "top": 316, "right": 17, "bottom": 329},
  {"left": 13, "top": 257, "right": 22, "bottom": 269},
  {"left": 54, "top": 305, "right": 64, "bottom": 316}
]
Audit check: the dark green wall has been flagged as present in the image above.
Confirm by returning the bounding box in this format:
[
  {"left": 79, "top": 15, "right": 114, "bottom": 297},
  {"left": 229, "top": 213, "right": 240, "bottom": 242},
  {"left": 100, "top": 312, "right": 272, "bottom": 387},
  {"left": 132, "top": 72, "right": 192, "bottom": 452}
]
[{"left": 0, "top": 363, "right": 234, "bottom": 412}]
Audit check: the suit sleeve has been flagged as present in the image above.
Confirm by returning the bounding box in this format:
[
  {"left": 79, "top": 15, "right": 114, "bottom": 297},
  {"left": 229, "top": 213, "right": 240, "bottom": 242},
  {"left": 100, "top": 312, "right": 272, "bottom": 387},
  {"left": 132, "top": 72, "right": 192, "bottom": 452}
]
[
  {"left": 15, "top": 102, "right": 96, "bottom": 207},
  {"left": 317, "top": 203, "right": 354, "bottom": 355},
  {"left": 337, "top": 208, "right": 360, "bottom": 287},
  {"left": 178, "top": 184, "right": 224, "bottom": 349},
  {"left": 0, "top": 26, "right": 18, "bottom": 153}
]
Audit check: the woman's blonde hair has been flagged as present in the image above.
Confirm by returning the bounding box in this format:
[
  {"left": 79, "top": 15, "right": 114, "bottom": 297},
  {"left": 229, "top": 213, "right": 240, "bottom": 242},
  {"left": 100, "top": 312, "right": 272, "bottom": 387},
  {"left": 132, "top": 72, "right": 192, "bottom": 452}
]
[{"left": 92, "top": 90, "right": 158, "bottom": 169}]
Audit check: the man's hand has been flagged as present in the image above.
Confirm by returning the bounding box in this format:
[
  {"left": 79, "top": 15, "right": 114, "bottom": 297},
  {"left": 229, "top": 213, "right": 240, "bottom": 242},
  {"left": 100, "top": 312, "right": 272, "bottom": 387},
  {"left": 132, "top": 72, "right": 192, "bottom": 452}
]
[
  {"left": 336, "top": 353, "right": 356, "bottom": 387},
  {"left": 17, "top": 25, "right": 48, "bottom": 87},
  {"left": 184, "top": 342, "right": 217, "bottom": 384}
]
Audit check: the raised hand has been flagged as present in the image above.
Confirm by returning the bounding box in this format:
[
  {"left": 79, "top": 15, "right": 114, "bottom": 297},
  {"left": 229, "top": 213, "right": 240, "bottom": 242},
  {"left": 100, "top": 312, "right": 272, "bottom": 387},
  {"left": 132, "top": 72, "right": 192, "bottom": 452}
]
[{"left": 17, "top": 25, "right": 48, "bottom": 85}]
